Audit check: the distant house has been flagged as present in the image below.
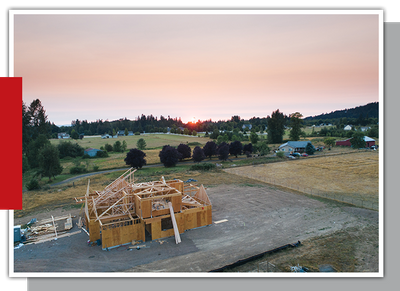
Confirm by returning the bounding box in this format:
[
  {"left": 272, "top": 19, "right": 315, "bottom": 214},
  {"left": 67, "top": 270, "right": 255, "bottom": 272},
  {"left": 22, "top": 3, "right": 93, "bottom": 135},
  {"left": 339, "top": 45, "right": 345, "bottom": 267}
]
[
  {"left": 116, "top": 130, "right": 133, "bottom": 136},
  {"left": 58, "top": 132, "right": 70, "bottom": 139},
  {"left": 84, "top": 148, "right": 103, "bottom": 157},
  {"left": 101, "top": 134, "right": 112, "bottom": 139},
  {"left": 278, "top": 141, "right": 315, "bottom": 154},
  {"left": 344, "top": 125, "right": 352, "bottom": 131},
  {"left": 360, "top": 126, "right": 371, "bottom": 132},
  {"left": 335, "top": 136, "right": 375, "bottom": 147},
  {"left": 242, "top": 124, "right": 252, "bottom": 131}
]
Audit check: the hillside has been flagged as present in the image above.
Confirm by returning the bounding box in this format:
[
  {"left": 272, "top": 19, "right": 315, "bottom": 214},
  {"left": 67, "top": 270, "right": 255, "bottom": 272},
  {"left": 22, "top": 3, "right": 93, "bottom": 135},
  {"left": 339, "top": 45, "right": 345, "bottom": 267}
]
[{"left": 304, "top": 102, "right": 379, "bottom": 121}]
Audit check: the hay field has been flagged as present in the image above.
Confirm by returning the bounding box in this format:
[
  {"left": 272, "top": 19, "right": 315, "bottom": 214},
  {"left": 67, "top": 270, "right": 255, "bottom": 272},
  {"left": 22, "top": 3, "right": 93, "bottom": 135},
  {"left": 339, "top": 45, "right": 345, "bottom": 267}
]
[{"left": 224, "top": 151, "right": 379, "bottom": 207}]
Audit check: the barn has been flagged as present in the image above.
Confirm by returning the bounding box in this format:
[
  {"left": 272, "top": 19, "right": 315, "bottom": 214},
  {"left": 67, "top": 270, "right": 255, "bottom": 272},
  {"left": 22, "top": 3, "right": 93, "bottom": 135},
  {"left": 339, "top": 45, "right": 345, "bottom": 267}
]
[{"left": 335, "top": 136, "right": 375, "bottom": 147}]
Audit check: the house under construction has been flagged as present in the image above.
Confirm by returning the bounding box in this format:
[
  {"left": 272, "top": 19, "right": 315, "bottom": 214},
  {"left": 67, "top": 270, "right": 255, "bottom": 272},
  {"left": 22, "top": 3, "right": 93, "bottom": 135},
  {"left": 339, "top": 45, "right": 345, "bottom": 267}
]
[{"left": 75, "top": 168, "right": 212, "bottom": 250}]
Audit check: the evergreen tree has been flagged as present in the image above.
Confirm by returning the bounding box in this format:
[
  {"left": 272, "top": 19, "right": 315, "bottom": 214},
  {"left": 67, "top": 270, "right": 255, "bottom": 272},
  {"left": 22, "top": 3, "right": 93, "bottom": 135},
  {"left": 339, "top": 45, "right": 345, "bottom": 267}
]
[
  {"left": 289, "top": 112, "right": 304, "bottom": 141},
  {"left": 305, "top": 143, "right": 316, "bottom": 155},
  {"left": 122, "top": 140, "right": 128, "bottom": 152},
  {"left": 350, "top": 132, "right": 366, "bottom": 149},
  {"left": 137, "top": 138, "right": 147, "bottom": 150},
  {"left": 27, "top": 134, "right": 51, "bottom": 168},
  {"left": 37, "top": 144, "right": 63, "bottom": 181},
  {"left": 267, "top": 109, "right": 286, "bottom": 144},
  {"left": 113, "top": 140, "right": 122, "bottom": 152}
]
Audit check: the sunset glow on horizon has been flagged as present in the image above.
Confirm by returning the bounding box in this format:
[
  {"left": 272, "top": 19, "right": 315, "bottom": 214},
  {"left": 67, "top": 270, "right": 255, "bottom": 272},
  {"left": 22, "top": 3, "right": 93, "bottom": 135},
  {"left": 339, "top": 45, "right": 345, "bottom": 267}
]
[{"left": 13, "top": 12, "right": 380, "bottom": 125}]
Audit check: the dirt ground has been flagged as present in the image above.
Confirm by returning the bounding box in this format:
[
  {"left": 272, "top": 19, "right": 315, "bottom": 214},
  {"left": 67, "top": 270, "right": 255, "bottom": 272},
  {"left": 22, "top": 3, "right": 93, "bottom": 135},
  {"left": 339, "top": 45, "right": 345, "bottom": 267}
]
[{"left": 13, "top": 184, "right": 379, "bottom": 273}]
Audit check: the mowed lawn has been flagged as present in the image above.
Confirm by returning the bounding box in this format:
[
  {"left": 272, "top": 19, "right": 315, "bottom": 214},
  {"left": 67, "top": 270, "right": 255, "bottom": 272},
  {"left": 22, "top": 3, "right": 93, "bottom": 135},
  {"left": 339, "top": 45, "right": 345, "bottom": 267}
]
[
  {"left": 224, "top": 151, "right": 379, "bottom": 206},
  {"left": 50, "top": 134, "right": 209, "bottom": 150}
]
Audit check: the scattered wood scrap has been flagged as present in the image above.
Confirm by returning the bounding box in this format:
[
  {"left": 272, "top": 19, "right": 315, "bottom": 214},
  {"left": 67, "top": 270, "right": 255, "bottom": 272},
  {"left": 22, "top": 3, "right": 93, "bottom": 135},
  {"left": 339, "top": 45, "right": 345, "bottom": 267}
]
[{"left": 22, "top": 213, "right": 75, "bottom": 244}]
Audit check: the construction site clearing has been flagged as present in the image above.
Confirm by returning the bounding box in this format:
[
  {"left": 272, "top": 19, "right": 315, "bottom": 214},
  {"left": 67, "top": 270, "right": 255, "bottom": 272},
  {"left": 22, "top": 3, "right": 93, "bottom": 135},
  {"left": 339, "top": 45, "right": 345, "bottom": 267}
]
[
  {"left": 74, "top": 168, "right": 212, "bottom": 250},
  {"left": 13, "top": 172, "right": 379, "bottom": 273}
]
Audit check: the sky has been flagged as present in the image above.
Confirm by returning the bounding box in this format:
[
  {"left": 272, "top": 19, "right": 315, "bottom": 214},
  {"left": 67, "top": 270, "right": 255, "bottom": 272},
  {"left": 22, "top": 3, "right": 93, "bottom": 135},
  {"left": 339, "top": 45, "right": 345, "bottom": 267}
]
[{"left": 13, "top": 12, "right": 380, "bottom": 126}]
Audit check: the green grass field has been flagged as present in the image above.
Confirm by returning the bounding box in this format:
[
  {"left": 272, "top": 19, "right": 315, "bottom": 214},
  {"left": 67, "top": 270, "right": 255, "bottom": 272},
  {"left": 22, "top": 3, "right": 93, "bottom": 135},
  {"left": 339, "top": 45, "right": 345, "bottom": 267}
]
[{"left": 50, "top": 133, "right": 209, "bottom": 150}]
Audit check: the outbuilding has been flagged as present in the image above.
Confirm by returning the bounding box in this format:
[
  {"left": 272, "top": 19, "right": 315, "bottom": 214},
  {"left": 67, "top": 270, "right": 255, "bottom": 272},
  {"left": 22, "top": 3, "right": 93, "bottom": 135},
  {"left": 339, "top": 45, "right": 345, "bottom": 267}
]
[
  {"left": 335, "top": 136, "right": 375, "bottom": 147},
  {"left": 84, "top": 148, "right": 103, "bottom": 157}
]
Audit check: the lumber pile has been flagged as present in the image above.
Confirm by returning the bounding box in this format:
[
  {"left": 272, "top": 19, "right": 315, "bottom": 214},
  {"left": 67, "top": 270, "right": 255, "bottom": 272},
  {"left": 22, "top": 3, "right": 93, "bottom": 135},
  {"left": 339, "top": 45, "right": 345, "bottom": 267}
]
[{"left": 22, "top": 214, "right": 75, "bottom": 245}]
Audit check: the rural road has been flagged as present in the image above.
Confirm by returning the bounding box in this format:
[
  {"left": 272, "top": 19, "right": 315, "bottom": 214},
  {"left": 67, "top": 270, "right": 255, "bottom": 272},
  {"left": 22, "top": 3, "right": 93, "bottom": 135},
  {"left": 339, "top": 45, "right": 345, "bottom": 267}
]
[{"left": 49, "top": 157, "right": 249, "bottom": 187}]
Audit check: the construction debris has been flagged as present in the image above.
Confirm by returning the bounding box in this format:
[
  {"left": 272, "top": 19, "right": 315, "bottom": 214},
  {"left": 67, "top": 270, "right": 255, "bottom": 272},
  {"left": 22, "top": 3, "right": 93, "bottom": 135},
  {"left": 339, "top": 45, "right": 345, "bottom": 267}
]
[
  {"left": 19, "top": 214, "right": 75, "bottom": 245},
  {"left": 290, "top": 264, "right": 308, "bottom": 273},
  {"left": 75, "top": 168, "right": 212, "bottom": 250}
]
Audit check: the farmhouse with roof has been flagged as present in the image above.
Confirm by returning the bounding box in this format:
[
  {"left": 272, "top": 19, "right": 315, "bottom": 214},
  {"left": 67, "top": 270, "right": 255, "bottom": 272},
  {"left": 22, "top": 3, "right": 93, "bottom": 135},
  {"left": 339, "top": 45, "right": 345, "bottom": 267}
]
[
  {"left": 278, "top": 141, "right": 315, "bottom": 154},
  {"left": 57, "top": 132, "right": 70, "bottom": 139}
]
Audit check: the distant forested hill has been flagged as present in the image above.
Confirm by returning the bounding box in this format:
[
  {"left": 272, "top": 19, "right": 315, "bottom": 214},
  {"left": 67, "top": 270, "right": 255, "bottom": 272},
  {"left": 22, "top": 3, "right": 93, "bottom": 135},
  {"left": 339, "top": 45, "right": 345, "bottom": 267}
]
[{"left": 304, "top": 102, "right": 378, "bottom": 122}]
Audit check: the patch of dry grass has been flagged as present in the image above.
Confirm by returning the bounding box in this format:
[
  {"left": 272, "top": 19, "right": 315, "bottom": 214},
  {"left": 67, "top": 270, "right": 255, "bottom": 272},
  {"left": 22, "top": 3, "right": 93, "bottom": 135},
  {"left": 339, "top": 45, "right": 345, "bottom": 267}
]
[
  {"left": 224, "top": 151, "right": 379, "bottom": 206},
  {"left": 225, "top": 223, "right": 379, "bottom": 273},
  {"left": 17, "top": 168, "right": 264, "bottom": 219}
]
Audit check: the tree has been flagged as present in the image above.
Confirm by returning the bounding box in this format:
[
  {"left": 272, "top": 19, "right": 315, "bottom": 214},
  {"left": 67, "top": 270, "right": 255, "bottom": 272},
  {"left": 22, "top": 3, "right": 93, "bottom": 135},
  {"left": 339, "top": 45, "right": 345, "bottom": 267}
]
[
  {"left": 350, "top": 132, "right": 366, "bottom": 149},
  {"left": 159, "top": 145, "right": 180, "bottom": 167},
  {"left": 305, "top": 143, "right": 316, "bottom": 155},
  {"left": 257, "top": 142, "right": 270, "bottom": 156},
  {"left": 267, "top": 109, "right": 286, "bottom": 144},
  {"left": 217, "top": 134, "right": 228, "bottom": 145},
  {"left": 37, "top": 144, "right": 63, "bottom": 181},
  {"left": 203, "top": 141, "right": 217, "bottom": 159},
  {"left": 243, "top": 143, "right": 253, "bottom": 156},
  {"left": 113, "top": 140, "right": 122, "bottom": 152},
  {"left": 250, "top": 132, "right": 259, "bottom": 144},
  {"left": 137, "top": 138, "right": 147, "bottom": 150},
  {"left": 217, "top": 142, "right": 230, "bottom": 161},
  {"left": 124, "top": 128, "right": 129, "bottom": 136},
  {"left": 27, "top": 134, "right": 51, "bottom": 168},
  {"left": 192, "top": 146, "right": 206, "bottom": 163},
  {"left": 104, "top": 143, "right": 113, "bottom": 152},
  {"left": 229, "top": 140, "right": 243, "bottom": 158},
  {"left": 57, "top": 141, "right": 84, "bottom": 158},
  {"left": 27, "top": 99, "right": 50, "bottom": 138},
  {"left": 124, "top": 148, "right": 147, "bottom": 169},
  {"left": 289, "top": 112, "right": 304, "bottom": 141},
  {"left": 323, "top": 137, "right": 336, "bottom": 149},
  {"left": 122, "top": 140, "right": 128, "bottom": 152},
  {"left": 177, "top": 143, "right": 191, "bottom": 161},
  {"left": 70, "top": 129, "right": 79, "bottom": 140}
]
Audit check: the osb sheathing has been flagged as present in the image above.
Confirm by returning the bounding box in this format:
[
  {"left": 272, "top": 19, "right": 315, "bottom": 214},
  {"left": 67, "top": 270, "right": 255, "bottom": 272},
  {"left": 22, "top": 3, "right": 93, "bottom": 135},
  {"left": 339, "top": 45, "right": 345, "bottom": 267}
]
[{"left": 77, "top": 168, "right": 212, "bottom": 250}]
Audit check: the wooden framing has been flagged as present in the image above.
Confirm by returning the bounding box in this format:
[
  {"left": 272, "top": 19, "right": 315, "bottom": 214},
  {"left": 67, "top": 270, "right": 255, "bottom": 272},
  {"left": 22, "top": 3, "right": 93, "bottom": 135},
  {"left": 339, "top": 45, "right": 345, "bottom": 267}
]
[{"left": 75, "top": 168, "right": 212, "bottom": 250}]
